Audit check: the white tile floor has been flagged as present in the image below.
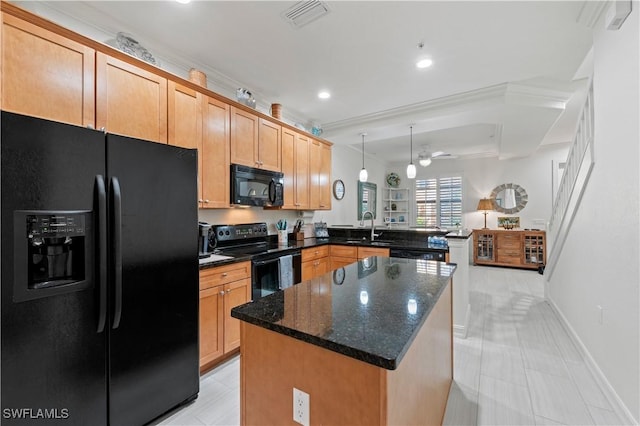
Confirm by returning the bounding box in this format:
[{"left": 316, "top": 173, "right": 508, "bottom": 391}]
[{"left": 156, "top": 265, "right": 626, "bottom": 426}]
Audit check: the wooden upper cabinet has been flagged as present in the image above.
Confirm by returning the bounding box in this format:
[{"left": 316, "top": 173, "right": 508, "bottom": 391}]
[
  {"left": 202, "top": 96, "right": 230, "bottom": 208},
  {"left": 1, "top": 13, "right": 95, "bottom": 127},
  {"left": 258, "top": 118, "right": 281, "bottom": 172},
  {"left": 230, "top": 106, "right": 259, "bottom": 168},
  {"left": 168, "top": 81, "right": 230, "bottom": 208},
  {"left": 319, "top": 141, "right": 332, "bottom": 210},
  {"left": 96, "top": 52, "right": 167, "bottom": 143},
  {"left": 281, "top": 128, "right": 309, "bottom": 210},
  {"left": 168, "top": 81, "right": 203, "bottom": 201},
  {"left": 310, "top": 139, "right": 331, "bottom": 210},
  {"left": 230, "top": 106, "right": 281, "bottom": 172}
]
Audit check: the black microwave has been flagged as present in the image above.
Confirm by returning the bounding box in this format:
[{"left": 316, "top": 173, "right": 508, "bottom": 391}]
[{"left": 231, "top": 164, "right": 284, "bottom": 207}]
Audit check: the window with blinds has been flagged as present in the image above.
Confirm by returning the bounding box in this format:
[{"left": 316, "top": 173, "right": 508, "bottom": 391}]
[{"left": 415, "top": 176, "right": 462, "bottom": 228}]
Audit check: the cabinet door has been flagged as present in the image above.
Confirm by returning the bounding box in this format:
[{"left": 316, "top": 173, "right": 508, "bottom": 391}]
[
  {"left": 295, "top": 134, "right": 310, "bottom": 209},
  {"left": 1, "top": 14, "right": 95, "bottom": 126},
  {"left": 223, "top": 278, "right": 250, "bottom": 352},
  {"left": 202, "top": 96, "right": 230, "bottom": 208},
  {"left": 230, "top": 106, "right": 258, "bottom": 167},
  {"left": 258, "top": 118, "right": 281, "bottom": 172},
  {"left": 357, "top": 247, "right": 390, "bottom": 259},
  {"left": 319, "top": 142, "right": 332, "bottom": 210},
  {"left": 96, "top": 52, "right": 167, "bottom": 143},
  {"left": 309, "top": 139, "right": 322, "bottom": 209},
  {"left": 199, "top": 286, "right": 224, "bottom": 368},
  {"left": 168, "top": 82, "right": 202, "bottom": 202},
  {"left": 281, "top": 128, "right": 296, "bottom": 209}
]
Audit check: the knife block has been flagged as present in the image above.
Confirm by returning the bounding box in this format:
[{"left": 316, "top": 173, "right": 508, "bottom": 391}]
[{"left": 293, "top": 232, "right": 305, "bottom": 241}]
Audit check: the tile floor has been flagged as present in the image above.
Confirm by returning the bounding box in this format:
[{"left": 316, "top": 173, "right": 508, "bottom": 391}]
[{"left": 156, "top": 265, "right": 626, "bottom": 426}]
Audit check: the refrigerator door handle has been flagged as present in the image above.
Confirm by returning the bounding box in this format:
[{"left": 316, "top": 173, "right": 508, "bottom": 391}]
[
  {"left": 110, "top": 176, "right": 123, "bottom": 329},
  {"left": 96, "top": 175, "right": 108, "bottom": 333}
]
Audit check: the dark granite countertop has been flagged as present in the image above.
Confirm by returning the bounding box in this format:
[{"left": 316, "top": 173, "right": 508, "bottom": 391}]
[{"left": 231, "top": 257, "right": 456, "bottom": 370}]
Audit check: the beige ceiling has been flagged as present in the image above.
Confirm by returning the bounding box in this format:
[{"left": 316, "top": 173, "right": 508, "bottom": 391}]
[{"left": 20, "top": 1, "right": 594, "bottom": 163}]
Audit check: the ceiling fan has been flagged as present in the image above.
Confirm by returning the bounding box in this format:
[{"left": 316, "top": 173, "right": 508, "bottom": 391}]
[{"left": 418, "top": 145, "right": 455, "bottom": 166}]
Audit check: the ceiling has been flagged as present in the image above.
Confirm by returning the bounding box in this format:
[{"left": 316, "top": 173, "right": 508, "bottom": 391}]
[{"left": 21, "top": 1, "right": 594, "bottom": 164}]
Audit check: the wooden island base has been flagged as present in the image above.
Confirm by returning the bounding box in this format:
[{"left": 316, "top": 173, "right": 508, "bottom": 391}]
[{"left": 239, "top": 281, "right": 452, "bottom": 426}]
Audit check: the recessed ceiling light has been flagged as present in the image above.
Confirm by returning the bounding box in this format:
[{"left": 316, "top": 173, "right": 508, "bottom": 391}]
[
  {"left": 175, "top": 0, "right": 191, "bottom": 4},
  {"left": 416, "top": 58, "right": 433, "bottom": 69},
  {"left": 318, "top": 91, "right": 331, "bottom": 99}
]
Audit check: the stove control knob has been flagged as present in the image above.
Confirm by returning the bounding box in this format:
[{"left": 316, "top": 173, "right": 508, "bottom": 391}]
[
  {"left": 218, "top": 231, "right": 224, "bottom": 237},
  {"left": 225, "top": 230, "right": 230, "bottom": 236}
]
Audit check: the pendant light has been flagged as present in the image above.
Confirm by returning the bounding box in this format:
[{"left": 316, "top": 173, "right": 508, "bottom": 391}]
[
  {"left": 406, "top": 126, "right": 416, "bottom": 179},
  {"left": 359, "top": 133, "right": 368, "bottom": 182}
]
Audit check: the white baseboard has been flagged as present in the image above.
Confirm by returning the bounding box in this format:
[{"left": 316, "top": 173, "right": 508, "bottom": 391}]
[
  {"left": 547, "top": 297, "right": 638, "bottom": 425},
  {"left": 453, "top": 304, "right": 470, "bottom": 339}
]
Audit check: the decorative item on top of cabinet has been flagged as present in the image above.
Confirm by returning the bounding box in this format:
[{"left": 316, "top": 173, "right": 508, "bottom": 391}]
[
  {"left": 1, "top": 13, "right": 95, "bottom": 127},
  {"left": 96, "top": 52, "right": 168, "bottom": 143},
  {"left": 472, "top": 229, "right": 545, "bottom": 270},
  {"left": 199, "top": 261, "right": 250, "bottom": 372}
]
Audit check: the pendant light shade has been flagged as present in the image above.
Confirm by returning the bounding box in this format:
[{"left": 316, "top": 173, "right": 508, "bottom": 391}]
[
  {"left": 406, "top": 126, "right": 416, "bottom": 179},
  {"left": 359, "top": 133, "right": 368, "bottom": 182},
  {"left": 406, "top": 163, "right": 416, "bottom": 179}
]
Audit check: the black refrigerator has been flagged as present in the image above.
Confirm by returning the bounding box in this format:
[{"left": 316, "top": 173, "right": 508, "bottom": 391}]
[{"left": 1, "top": 111, "right": 200, "bottom": 425}]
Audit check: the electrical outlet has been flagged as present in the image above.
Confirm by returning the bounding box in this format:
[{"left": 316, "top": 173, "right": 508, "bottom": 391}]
[{"left": 293, "top": 387, "right": 309, "bottom": 426}]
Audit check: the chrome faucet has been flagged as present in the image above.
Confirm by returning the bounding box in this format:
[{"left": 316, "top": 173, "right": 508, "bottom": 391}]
[{"left": 361, "top": 211, "right": 375, "bottom": 241}]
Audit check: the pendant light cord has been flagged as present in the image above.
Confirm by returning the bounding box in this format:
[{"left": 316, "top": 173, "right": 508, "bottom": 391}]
[
  {"left": 410, "top": 126, "right": 413, "bottom": 164},
  {"left": 362, "top": 134, "right": 365, "bottom": 168}
]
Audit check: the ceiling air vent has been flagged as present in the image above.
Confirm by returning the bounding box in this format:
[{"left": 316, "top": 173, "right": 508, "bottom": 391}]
[{"left": 282, "top": 0, "right": 330, "bottom": 29}]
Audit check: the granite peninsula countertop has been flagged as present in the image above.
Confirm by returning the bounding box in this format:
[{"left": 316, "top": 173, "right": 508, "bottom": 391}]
[{"left": 231, "top": 257, "right": 456, "bottom": 370}]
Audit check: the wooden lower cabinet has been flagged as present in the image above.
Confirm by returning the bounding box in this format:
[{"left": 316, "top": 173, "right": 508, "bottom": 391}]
[
  {"left": 329, "top": 245, "right": 357, "bottom": 270},
  {"left": 357, "top": 246, "right": 390, "bottom": 259},
  {"left": 199, "top": 261, "right": 250, "bottom": 372},
  {"left": 301, "top": 246, "right": 330, "bottom": 280}
]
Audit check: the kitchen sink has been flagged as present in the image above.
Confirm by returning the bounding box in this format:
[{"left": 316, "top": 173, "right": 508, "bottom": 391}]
[
  {"left": 344, "top": 239, "right": 366, "bottom": 244},
  {"left": 370, "top": 241, "right": 393, "bottom": 246}
]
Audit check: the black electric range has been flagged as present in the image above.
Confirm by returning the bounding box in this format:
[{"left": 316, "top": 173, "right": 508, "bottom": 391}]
[{"left": 210, "top": 223, "right": 302, "bottom": 300}]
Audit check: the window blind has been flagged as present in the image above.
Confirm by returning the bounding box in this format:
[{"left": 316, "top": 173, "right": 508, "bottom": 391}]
[{"left": 415, "top": 176, "right": 462, "bottom": 228}]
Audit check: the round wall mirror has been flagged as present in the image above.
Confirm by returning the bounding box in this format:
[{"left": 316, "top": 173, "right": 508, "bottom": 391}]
[{"left": 490, "top": 183, "right": 528, "bottom": 214}]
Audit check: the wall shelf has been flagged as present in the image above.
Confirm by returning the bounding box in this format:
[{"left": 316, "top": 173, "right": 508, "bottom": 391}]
[{"left": 383, "top": 187, "right": 409, "bottom": 227}]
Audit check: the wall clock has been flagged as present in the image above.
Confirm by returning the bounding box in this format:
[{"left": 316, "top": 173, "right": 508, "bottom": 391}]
[{"left": 332, "top": 179, "right": 345, "bottom": 200}]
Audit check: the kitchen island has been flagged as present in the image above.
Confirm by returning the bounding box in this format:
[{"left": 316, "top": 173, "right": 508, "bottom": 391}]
[{"left": 231, "top": 257, "right": 456, "bottom": 425}]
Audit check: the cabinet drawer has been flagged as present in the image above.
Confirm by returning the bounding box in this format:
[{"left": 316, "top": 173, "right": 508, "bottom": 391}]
[
  {"left": 357, "top": 247, "right": 390, "bottom": 259},
  {"left": 330, "top": 245, "right": 357, "bottom": 258},
  {"left": 498, "top": 240, "right": 520, "bottom": 249},
  {"left": 302, "top": 246, "right": 330, "bottom": 262},
  {"left": 496, "top": 249, "right": 521, "bottom": 264},
  {"left": 199, "top": 261, "right": 251, "bottom": 290}
]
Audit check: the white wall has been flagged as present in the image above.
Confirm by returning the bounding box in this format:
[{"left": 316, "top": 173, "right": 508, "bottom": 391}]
[
  {"left": 547, "top": 3, "right": 639, "bottom": 422},
  {"left": 309, "top": 145, "right": 388, "bottom": 228},
  {"left": 381, "top": 144, "right": 569, "bottom": 232}
]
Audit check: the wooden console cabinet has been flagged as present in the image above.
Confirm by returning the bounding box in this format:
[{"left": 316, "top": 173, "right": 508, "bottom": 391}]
[{"left": 473, "top": 229, "right": 546, "bottom": 270}]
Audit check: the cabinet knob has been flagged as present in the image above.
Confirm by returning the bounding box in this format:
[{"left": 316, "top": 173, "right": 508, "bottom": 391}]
[
  {"left": 226, "top": 289, "right": 231, "bottom": 294},
  {"left": 204, "top": 199, "right": 210, "bottom": 203},
  {"left": 198, "top": 199, "right": 204, "bottom": 203},
  {"left": 221, "top": 272, "right": 228, "bottom": 277},
  {"left": 219, "top": 290, "right": 225, "bottom": 296}
]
